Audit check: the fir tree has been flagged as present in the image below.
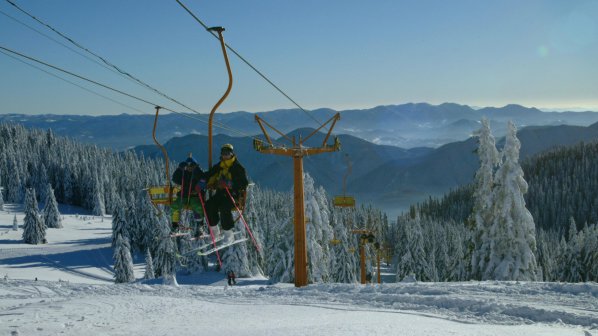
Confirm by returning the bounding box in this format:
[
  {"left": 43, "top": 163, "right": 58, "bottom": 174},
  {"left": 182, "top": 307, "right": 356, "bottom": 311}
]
[
  {"left": 304, "top": 173, "right": 332, "bottom": 283},
  {"left": 0, "top": 182, "right": 4, "bottom": 211},
  {"left": 22, "top": 188, "right": 46, "bottom": 244},
  {"left": 153, "top": 214, "right": 178, "bottom": 285},
  {"left": 222, "top": 222, "right": 251, "bottom": 278},
  {"left": 330, "top": 208, "right": 358, "bottom": 283},
  {"left": 144, "top": 248, "right": 155, "bottom": 280},
  {"left": 471, "top": 118, "right": 500, "bottom": 280},
  {"left": 111, "top": 196, "right": 129, "bottom": 247},
  {"left": 12, "top": 214, "right": 18, "bottom": 231},
  {"left": 114, "top": 234, "right": 135, "bottom": 283},
  {"left": 43, "top": 184, "right": 62, "bottom": 229},
  {"left": 484, "top": 121, "right": 538, "bottom": 281},
  {"left": 560, "top": 217, "right": 583, "bottom": 282}
]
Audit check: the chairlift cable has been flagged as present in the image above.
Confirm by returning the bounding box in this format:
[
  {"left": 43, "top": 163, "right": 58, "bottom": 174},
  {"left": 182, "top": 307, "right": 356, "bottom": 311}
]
[
  {"left": 4, "top": 0, "right": 201, "bottom": 115},
  {"left": 0, "top": 49, "right": 146, "bottom": 113},
  {"left": 0, "top": 45, "right": 289, "bottom": 149},
  {"left": 174, "top": 0, "right": 326, "bottom": 129}
]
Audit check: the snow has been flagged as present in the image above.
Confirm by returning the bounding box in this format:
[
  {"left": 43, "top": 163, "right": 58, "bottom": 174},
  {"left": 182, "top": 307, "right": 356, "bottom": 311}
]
[{"left": 1, "top": 204, "right": 597, "bottom": 336}]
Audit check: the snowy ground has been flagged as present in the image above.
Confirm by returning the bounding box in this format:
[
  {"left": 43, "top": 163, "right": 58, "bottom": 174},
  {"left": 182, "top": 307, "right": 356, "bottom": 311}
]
[{"left": 1, "top": 204, "right": 597, "bottom": 336}]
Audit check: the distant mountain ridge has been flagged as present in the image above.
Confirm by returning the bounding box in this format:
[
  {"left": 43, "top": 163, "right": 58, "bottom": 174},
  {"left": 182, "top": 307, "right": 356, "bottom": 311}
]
[
  {"left": 133, "top": 121, "right": 598, "bottom": 218},
  {"left": 3, "top": 103, "right": 598, "bottom": 150}
]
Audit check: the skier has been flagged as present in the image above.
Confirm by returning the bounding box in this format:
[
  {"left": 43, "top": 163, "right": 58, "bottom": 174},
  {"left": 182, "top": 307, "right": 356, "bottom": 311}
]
[
  {"left": 206, "top": 144, "right": 249, "bottom": 244},
  {"left": 227, "top": 270, "right": 236, "bottom": 286},
  {"left": 170, "top": 154, "right": 207, "bottom": 237}
]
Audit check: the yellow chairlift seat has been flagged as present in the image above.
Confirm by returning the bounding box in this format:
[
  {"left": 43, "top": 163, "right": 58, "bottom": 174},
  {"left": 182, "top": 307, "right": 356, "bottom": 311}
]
[
  {"left": 333, "top": 195, "right": 355, "bottom": 208},
  {"left": 147, "top": 185, "right": 180, "bottom": 205}
]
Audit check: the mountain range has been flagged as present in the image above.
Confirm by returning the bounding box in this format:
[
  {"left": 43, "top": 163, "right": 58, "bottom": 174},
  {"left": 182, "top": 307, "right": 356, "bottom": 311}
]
[
  {"left": 4, "top": 103, "right": 598, "bottom": 218},
  {"left": 133, "top": 121, "right": 598, "bottom": 218},
  {"left": 3, "top": 103, "right": 598, "bottom": 150}
]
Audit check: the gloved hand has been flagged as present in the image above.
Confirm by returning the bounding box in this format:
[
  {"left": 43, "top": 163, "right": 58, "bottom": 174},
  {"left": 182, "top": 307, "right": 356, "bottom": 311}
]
[{"left": 219, "top": 179, "right": 233, "bottom": 189}]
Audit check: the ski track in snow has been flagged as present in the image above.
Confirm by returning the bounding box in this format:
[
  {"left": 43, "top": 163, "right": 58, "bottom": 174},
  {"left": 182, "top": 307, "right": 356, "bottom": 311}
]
[
  {"left": 1, "top": 208, "right": 597, "bottom": 335},
  {"left": 1, "top": 279, "right": 597, "bottom": 331}
]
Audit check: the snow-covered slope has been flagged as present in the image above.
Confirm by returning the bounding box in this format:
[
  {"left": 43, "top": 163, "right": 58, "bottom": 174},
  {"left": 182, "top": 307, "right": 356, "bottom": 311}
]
[{"left": 1, "top": 204, "right": 596, "bottom": 336}]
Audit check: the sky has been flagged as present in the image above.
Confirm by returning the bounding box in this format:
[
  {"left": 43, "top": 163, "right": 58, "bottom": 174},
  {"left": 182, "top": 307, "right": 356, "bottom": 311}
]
[
  {"left": 1, "top": 0, "right": 598, "bottom": 116},
  {"left": 1, "top": 204, "right": 596, "bottom": 335}
]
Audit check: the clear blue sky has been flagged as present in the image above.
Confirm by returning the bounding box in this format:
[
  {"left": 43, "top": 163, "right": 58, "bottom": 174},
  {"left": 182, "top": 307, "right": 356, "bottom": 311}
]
[{"left": 1, "top": 0, "right": 597, "bottom": 115}]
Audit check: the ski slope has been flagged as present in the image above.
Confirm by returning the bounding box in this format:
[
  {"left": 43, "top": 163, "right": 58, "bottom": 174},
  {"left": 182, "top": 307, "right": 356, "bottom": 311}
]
[{"left": 0, "top": 204, "right": 596, "bottom": 335}]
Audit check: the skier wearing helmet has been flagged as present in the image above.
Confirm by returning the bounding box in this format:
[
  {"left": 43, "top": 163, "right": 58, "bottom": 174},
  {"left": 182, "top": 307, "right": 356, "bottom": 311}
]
[{"left": 206, "top": 144, "right": 248, "bottom": 244}]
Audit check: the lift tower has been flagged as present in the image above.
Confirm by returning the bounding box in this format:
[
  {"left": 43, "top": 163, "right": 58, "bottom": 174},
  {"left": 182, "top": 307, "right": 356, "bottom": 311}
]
[{"left": 254, "top": 113, "right": 341, "bottom": 287}]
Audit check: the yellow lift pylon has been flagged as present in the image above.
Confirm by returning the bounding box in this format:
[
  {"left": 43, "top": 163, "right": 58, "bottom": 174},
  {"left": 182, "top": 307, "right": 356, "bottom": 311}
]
[{"left": 253, "top": 113, "right": 341, "bottom": 287}]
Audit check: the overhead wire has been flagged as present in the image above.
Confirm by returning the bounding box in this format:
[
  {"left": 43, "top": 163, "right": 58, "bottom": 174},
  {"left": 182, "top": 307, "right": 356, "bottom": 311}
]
[
  {"left": 0, "top": 49, "right": 146, "bottom": 114},
  {"left": 4, "top": 0, "right": 333, "bottom": 153},
  {"left": 2, "top": 0, "right": 288, "bottom": 147},
  {"left": 0, "top": 45, "right": 285, "bottom": 148},
  {"left": 4, "top": 0, "right": 199, "bottom": 115},
  {"left": 174, "top": 0, "right": 327, "bottom": 129}
]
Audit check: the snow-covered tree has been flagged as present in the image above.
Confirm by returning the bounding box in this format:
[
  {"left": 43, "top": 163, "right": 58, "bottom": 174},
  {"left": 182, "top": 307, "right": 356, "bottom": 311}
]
[
  {"left": 471, "top": 118, "right": 500, "bottom": 280},
  {"left": 222, "top": 222, "right": 251, "bottom": 278},
  {"left": 43, "top": 184, "right": 62, "bottom": 229},
  {"left": 153, "top": 214, "right": 178, "bottom": 285},
  {"left": 22, "top": 188, "right": 46, "bottom": 244},
  {"left": 114, "top": 234, "right": 135, "bottom": 283},
  {"left": 330, "top": 208, "right": 358, "bottom": 283},
  {"left": 483, "top": 121, "right": 538, "bottom": 281},
  {"left": 111, "top": 196, "right": 129, "bottom": 247},
  {"left": 7, "top": 156, "right": 23, "bottom": 203},
  {"left": 396, "top": 214, "right": 428, "bottom": 281},
  {"left": 12, "top": 214, "right": 18, "bottom": 231},
  {"left": 0, "top": 183, "right": 4, "bottom": 211},
  {"left": 560, "top": 217, "right": 583, "bottom": 282},
  {"left": 144, "top": 248, "right": 155, "bottom": 280},
  {"left": 304, "top": 174, "right": 333, "bottom": 283}
]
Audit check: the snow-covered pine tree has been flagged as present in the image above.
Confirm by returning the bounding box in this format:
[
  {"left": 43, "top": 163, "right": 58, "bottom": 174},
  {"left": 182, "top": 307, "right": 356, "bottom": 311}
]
[
  {"left": 241, "top": 184, "right": 265, "bottom": 276},
  {"left": 114, "top": 234, "right": 135, "bottom": 283},
  {"left": 304, "top": 173, "right": 333, "bottom": 283},
  {"left": 43, "top": 183, "right": 62, "bottom": 229},
  {"left": 483, "top": 121, "right": 538, "bottom": 281},
  {"left": 471, "top": 118, "right": 500, "bottom": 280},
  {"left": 446, "top": 222, "right": 467, "bottom": 281},
  {"left": 12, "top": 214, "right": 18, "bottom": 231},
  {"left": 0, "top": 176, "right": 4, "bottom": 211},
  {"left": 396, "top": 213, "right": 428, "bottom": 281},
  {"left": 22, "top": 188, "right": 46, "bottom": 244},
  {"left": 91, "top": 175, "right": 106, "bottom": 216},
  {"left": 222, "top": 222, "right": 251, "bottom": 278},
  {"left": 153, "top": 214, "right": 178, "bottom": 285},
  {"left": 7, "top": 156, "right": 23, "bottom": 203},
  {"left": 560, "top": 217, "right": 583, "bottom": 282},
  {"left": 144, "top": 248, "right": 155, "bottom": 280},
  {"left": 265, "top": 217, "right": 295, "bottom": 283},
  {"left": 111, "top": 196, "right": 129, "bottom": 247},
  {"left": 583, "top": 224, "right": 598, "bottom": 281},
  {"left": 330, "top": 208, "right": 358, "bottom": 283}
]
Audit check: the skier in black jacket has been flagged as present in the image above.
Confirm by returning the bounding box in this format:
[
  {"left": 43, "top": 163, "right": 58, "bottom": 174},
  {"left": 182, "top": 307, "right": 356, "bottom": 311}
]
[
  {"left": 206, "top": 144, "right": 248, "bottom": 243},
  {"left": 170, "top": 154, "right": 207, "bottom": 236}
]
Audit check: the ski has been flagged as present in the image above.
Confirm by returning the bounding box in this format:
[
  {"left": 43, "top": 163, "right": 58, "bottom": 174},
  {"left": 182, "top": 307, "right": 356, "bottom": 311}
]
[
  {"left": 196, "top": 238, "right": 248, "bottom": 256},
  {"left": 183, "top": 231, "right": 246, "bottom": 255}
]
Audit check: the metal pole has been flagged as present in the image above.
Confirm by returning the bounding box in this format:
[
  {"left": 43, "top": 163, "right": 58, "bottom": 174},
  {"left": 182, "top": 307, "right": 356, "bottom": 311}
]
[
  {"left": 208, "top": 27, "right": 233, "bottom": 168},
  {"left": 293, "top": 150, "right": 308, "bottom": 287}
]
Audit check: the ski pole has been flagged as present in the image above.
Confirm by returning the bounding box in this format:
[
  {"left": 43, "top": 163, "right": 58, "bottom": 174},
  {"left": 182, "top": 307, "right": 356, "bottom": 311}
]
[
  {"left": 198, "top": 189, "right": 222, "bottom": 267},
  {"left": 224, "top": 185, "right": 261, "bottom": 252}
]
